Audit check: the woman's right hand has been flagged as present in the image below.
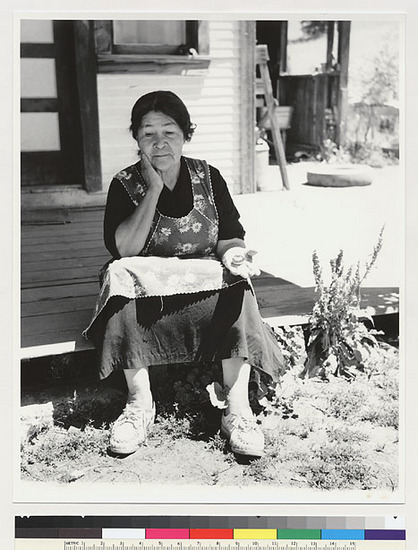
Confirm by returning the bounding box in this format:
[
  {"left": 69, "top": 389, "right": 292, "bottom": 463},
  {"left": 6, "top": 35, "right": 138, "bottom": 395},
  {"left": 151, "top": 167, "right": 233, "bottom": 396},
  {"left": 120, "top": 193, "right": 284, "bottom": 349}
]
[
  {"left": 115, "top": 150, "right": 163, "bottom": 257},
  {"left": 139, "top": 150, "right": 164, "bottom": 193}
]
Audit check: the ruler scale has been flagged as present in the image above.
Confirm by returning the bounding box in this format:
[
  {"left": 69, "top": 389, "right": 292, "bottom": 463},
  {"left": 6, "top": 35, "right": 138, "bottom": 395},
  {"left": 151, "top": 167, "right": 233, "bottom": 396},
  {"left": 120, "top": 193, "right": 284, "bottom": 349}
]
[{"left": 14, "top": 540, "right": 406, "bottom": 550}]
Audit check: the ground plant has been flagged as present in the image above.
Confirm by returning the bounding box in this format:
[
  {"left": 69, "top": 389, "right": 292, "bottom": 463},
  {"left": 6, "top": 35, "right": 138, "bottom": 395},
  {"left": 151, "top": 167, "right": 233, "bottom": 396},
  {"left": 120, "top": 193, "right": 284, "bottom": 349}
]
[{"left": 302, "top": 228, "right": 385, "bottom": 380}]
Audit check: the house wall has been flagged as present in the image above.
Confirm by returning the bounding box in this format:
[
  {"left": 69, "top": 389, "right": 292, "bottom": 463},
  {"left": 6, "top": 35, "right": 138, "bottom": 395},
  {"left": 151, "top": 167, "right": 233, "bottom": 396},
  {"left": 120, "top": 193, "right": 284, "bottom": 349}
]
[{"left": 97, "top": 20, "right": 252, "bottom": 195}]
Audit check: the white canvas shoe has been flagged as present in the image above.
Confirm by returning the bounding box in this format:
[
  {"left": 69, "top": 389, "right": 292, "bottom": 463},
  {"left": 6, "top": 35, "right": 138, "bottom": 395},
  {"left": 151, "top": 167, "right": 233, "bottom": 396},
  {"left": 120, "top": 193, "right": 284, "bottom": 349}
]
[
  {"left": 109, "top": 403, "right": 155, "bottom": 455},
  {"left": 220, "top": 412, "right": 264, "bottom": 457}
]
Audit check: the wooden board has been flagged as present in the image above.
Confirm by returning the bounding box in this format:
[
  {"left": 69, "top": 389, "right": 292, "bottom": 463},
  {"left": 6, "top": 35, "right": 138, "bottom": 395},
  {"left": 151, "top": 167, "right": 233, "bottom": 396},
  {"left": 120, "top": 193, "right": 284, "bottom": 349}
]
[{"left": 21, "top": 207, "right": 105, "bottom": 358}]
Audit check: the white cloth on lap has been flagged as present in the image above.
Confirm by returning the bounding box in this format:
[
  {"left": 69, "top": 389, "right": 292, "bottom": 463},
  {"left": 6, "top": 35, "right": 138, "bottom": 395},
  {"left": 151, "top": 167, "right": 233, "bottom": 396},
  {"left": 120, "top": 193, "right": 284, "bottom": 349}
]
[{"left": 83, "top": 256, "right": 243, "bottom": 336}]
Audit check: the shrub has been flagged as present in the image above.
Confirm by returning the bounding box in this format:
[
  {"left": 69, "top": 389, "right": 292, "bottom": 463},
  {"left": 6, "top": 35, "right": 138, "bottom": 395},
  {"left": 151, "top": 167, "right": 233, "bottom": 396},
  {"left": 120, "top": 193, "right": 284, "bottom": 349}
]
[{"left": 302, "top": 229, "right": 385, "bottom": 380}]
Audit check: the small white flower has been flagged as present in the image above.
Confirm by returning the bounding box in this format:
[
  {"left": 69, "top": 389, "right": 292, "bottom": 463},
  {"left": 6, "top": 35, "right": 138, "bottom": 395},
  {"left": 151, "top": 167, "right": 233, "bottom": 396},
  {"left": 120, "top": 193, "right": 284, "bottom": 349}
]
[
  {"left": 176, "top": 219, "right": 191, "bottom": 233},
  {"left": 175, "top": 243, "right": 198, "bottom": 254}
]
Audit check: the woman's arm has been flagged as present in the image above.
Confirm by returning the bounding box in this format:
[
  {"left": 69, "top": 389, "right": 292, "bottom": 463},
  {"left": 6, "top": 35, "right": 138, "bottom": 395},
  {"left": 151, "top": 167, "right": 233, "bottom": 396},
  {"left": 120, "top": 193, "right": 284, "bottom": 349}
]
[
  {"left": 114, "top": 152, "right": 165, "bottom": 257},
  {"left": 211, "top": 167, "right": 245, "bottom": 241},
  {"left": 212, "top": 169, "right": 259, "bottom": 279},
  {"left": 115, "top": 185, "right": 161, "bottom": 257},
  {"left": 216, "top": 237, "right": 246, "bottom": 261}
]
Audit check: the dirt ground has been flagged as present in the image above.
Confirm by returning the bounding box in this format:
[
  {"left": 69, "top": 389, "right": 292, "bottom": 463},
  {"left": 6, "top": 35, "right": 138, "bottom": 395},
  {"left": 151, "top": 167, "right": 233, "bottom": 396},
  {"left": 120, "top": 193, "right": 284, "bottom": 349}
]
[{"left": 20, "top": 330, "right": 399, "bottom": 493}]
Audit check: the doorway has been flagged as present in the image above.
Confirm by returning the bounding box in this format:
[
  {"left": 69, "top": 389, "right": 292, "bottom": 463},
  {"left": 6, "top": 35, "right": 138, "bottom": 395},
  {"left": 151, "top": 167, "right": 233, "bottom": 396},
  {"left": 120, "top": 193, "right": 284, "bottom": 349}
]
[{"left": 20, "top": 20, "right": 84, "bottom": 187}]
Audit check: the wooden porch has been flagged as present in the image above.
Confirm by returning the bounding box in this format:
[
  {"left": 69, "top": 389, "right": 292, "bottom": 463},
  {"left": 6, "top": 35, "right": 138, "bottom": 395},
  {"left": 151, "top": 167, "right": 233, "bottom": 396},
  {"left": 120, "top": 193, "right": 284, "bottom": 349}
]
[
  {"left": 20, "top": 205, "right": 320, "bottom": 360},
  {"left": 21, "top": 163, "right": 400, "bottom": 361}
]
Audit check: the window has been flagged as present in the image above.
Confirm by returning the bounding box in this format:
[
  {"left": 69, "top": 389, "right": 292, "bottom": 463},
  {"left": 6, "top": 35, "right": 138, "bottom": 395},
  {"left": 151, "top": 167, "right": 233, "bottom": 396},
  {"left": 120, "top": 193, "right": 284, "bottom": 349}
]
[
  {"left": 94, "top": 20, "right": 209, "bottom": 73},
  {"left": 112, "top": 21, "right": 196, "bottom": 55}
]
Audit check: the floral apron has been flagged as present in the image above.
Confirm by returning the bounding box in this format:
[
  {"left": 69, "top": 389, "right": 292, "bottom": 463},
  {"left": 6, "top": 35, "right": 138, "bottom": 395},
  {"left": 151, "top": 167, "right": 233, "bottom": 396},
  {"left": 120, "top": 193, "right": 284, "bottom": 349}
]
[
  {"left": 143, "top": 157, "right": 219, "bottom": 257},
  {"left": 83, "top": 157, "right": 243, "bottom": 336}
]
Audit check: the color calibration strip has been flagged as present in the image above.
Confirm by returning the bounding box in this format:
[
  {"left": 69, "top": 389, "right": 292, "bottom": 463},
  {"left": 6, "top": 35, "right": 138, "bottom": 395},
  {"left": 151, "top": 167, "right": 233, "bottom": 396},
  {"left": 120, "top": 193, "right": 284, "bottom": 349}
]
[
  {"left": 15, "top": 516, "right": 405, "bottom": 531},
  {"left": 15, "top": 517, "right": 406, "bottom": 545},
  {"left": 16, "top": 528, "right": 406, "bottom": 541},
  {"left": 116, "top": 528, "right": 404, "bottom": 540}
]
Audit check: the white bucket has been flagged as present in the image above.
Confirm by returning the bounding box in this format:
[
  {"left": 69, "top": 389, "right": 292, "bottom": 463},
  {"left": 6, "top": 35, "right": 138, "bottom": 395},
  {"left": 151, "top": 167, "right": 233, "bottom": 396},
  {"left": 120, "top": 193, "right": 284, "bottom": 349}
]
[{"left": 255, "top": 138, "right": 271, "bottom": 191}]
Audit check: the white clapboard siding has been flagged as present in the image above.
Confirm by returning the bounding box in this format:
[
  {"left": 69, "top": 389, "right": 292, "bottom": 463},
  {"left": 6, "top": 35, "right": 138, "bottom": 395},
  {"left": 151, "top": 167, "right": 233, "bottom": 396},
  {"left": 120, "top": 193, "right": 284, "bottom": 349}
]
[{"left": 97, "top": 20, "right": 247, "bottom": 194}]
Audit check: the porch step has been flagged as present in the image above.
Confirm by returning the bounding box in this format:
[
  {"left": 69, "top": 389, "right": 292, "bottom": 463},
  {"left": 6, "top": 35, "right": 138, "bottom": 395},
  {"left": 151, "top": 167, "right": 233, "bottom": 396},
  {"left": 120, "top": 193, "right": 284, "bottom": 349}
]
[{"left": 22, "top": 186, "right": 107, "bottom": 210}]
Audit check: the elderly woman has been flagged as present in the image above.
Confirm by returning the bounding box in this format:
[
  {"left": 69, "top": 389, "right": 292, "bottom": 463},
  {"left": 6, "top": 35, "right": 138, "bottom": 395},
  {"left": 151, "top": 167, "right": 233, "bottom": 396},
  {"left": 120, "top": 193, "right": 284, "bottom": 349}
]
[{"left": 85, "top": 90, "right": 285, "bottom": 458}]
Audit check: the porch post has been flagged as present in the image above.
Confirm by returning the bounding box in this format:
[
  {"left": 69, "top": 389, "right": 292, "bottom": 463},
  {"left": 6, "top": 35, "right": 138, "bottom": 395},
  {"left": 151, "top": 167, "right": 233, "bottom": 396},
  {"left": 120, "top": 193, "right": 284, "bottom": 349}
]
[
  {"left": 279, "top": 21, "right": 288, "bottom": 76},
  {"left": 239, "top": 21, "right": 256, "bottom": 194},
  {"left": 337, "top": 21, "right": 351, "bottom": 147},
  {"left": 326, "top": 21, "right": 335, "bottom": 71},
  {"left": 73, "top": 20, "right": 102, "bottom": 193}
]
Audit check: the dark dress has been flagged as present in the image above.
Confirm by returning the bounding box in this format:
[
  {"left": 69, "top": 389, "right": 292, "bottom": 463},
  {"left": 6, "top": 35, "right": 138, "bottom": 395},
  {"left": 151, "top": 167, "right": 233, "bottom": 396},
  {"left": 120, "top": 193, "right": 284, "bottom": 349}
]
[{"left": 85, "top": 156, "right": 285, "bottom": 391}]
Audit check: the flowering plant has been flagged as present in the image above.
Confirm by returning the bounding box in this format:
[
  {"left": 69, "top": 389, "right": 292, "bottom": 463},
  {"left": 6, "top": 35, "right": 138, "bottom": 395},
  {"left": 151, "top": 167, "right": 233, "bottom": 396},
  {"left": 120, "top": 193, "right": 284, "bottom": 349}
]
[{"left": 302, "top": 228, "right": 384, "bottom": 380}]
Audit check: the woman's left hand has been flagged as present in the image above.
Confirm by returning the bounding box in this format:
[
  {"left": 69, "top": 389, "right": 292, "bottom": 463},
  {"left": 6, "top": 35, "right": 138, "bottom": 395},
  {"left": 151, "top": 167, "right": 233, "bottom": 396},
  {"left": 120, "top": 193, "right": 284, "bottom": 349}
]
[{"left": 222, "top": 247, "right": 261, "bottom": 279}]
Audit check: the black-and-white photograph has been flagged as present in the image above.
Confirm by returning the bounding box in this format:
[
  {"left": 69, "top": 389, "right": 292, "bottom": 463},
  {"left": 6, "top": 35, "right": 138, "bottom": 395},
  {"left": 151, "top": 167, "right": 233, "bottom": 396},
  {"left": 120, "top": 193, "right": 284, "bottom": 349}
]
[{"left": 18, "top": 15, "right": 402, "bottom": 501}]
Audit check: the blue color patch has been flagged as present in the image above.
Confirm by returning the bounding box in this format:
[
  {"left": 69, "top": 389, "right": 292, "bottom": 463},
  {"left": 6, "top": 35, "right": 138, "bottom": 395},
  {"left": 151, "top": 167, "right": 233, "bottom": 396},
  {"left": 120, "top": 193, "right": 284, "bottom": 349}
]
[{"left": 321, "top": 529, "right": 365, "bottom": 540}]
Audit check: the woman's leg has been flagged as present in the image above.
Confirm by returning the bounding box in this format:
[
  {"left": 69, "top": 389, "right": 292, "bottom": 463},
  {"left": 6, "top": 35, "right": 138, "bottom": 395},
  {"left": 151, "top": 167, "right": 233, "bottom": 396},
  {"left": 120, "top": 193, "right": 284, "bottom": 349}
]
[
  {"left": 109, "top": 367, "right": 154, "bottom": 455},
  {"left": 123, "top": 367, "right": 153, "bottom": 409},
  {"left": 221, "top": 357, "right": 252, "bottom": 415},
  {"left": 221, "top": 357, "right": 264, "bottom": 456}
]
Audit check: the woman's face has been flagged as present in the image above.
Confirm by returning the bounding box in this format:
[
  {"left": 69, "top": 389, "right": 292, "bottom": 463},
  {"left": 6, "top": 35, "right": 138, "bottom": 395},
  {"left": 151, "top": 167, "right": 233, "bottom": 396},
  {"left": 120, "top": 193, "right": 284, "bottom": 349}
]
[{"left": 136, "top": 111, "right": 185, "bottom": 173}]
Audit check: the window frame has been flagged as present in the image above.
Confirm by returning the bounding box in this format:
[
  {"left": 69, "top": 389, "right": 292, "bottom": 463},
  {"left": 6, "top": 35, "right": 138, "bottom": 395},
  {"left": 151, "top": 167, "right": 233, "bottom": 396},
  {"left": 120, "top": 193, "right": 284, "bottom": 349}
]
[{"left": 94, "top": 20, "right": 210, "bottom": 74}]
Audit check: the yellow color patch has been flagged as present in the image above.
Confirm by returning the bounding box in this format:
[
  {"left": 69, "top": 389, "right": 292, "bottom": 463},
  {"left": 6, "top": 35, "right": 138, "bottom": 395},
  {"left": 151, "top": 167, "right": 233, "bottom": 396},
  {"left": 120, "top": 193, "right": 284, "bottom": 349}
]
[{"left": 233, "top": 529, "right": 277, "bottom": 540}]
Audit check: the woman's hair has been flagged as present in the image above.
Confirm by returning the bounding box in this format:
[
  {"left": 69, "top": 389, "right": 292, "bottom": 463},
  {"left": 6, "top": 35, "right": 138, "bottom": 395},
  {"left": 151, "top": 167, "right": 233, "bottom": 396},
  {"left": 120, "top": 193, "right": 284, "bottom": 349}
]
[{"left": 130, "top": 90, "right": 196, "bottom": 142}]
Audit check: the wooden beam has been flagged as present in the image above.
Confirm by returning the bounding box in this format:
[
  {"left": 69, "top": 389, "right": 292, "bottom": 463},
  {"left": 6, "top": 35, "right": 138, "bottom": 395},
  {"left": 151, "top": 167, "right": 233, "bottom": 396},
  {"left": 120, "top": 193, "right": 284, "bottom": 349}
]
[
  {"left": 198, "top": 20, "right": 210, "bottom": 55},
  {"left": 185, "top": 21, "right": 199, "bottom": 51},
  {"left": 239, "top": 21, "right": 256, "bottom": 194},
  {"left": 20, "top": 43, "right": 55, "bottom": 58},
  {"left": 21, "top": 336, "right": 94, "bottom": 359},
  {"left": 97, "top": 54, "right": 210, "bottom": 74},
  {"left": 53, "top": 21, "right": 85, "bottom": 187},
  {"left": 74, "top": 21, "right": 103, "bottom": 193},
  {"left": 94, "top": 20, "right": 113, "bottom": 54},
  {"left": 336, "top": 21, "right": 351, "bottom": 147},
  {"left": 113, "top": 44, "right": 187, "bottom": 55},
  {"left": 279, "top": 21, "right": 288, "bottom": 76},
  {"left": 21, "top": 98, "right": 58, "bottom": 113},
  {"left": 256, "top": 45, "right": 290, "bottom": 190},
  {"left": 326, "top": 21, "right": 335, "bottom": 71}
]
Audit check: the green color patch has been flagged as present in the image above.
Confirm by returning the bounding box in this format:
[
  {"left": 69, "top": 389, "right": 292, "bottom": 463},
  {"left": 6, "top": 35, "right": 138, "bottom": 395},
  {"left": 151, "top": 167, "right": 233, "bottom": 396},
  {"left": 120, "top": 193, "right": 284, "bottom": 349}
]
[{"left": 277, "top": 529, "right": 321, "bottom": 540}]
